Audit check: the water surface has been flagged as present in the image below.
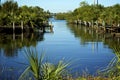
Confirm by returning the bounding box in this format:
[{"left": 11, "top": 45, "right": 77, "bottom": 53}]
[{"left": 0, "top": 18, "right": 117, "bottom": 79}]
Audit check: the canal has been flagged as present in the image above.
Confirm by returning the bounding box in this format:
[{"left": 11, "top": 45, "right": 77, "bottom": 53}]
[{"left": 0, "top": 18, "right": 117, "bottom": 79}]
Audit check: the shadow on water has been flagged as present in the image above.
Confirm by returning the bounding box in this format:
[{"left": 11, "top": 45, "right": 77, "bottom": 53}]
[
  {"left": 67, "top": 24, "right": 120, "bottom": 51},
  {"left": 0, "top": 20, "right": 120, "bottom": 79},
  {"left": 0, "top": 32, "right": 44, "bottom": 79},
  {"left": 67, "top": 24, "right": 120, "bottom": 76},
  {"left": 0, "top": 24, "right": 54, "bottom": 79},
  {"left": 0, "top": 32, "right": 44, "bottom": 57}
]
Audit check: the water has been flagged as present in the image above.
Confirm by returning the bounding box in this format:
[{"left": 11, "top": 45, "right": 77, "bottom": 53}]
[{"left": 0, "top": 18, "right": 118, "bottom": 79}]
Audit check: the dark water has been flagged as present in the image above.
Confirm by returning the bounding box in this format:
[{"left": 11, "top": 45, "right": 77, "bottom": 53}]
[{"left": 0, "top": 18, "right": 119, "bottom": 79}]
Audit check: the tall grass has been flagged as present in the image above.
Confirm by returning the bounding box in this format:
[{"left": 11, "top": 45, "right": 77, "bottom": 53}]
[
  {"left": 19, "top": 48, "right": 70, "bottom": 80},
  {"left": 18, "top": 47, "right": 120, "bottom": 80},
  {"left": 99, "top": 46, "right": 120, "bottom": 79}
]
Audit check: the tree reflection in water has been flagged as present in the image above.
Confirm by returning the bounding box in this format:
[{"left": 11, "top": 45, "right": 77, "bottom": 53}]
[
  {"left": 101, "top": 38, "right": 120, "bottom": 78},
  {"left": 67, "top": 24, "right": 120, "bottom": 52},
  {"left": 0, "top": 32, "right": 44, "bottom": 57},
  {"left": 68, "top": 24, "right": 120, "bottom": 78}
]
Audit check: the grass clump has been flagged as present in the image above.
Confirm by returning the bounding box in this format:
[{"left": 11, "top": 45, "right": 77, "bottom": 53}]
[
  {"left": 18, "top": 47, "right": 120, "bottom": 80},
  {"left": 19, "top": 48, "right": 70, "bottom": 80}
]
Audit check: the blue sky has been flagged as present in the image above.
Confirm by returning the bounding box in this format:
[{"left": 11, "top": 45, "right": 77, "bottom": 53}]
[{"left": 11, "top": 0, "right": 120, "bottom": 13}]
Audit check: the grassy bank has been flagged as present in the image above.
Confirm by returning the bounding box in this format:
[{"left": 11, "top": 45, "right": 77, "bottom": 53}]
[{"left": 17, "top": 48, "right": 120, "bottom": 80}]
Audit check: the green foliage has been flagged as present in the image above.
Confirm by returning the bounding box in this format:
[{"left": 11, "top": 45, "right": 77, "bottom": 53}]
[
  {"left": 67, "top": 3, "right": 105, "bottom": 22},
  {"left": 41, "top": 60, "right": 69, "bottom": 80},
  {"left": 55, "top": 12, "right": 69, "bottom": 20},
  {"left": 2, "top": 0, "right": 18, "bottom": 13},
  {"left": 58, "top": 1, "right": 120, "bottom": 26},
  {"left": 0, "top": 1, "right": 50, "bottom": 28},
  {"left": 19, "top": 48, "right": 44, "bottom": 80},
  {"left": 79, "top": 1, "right": 89, "bottom": 7},
  {"left": 76, "top": 77, "right": 86, "bottom": 80},
  {"left": 19, "top": 48, "right": 70, "bottom": 80},
  {"left": 99, "top": 45, "right": 120, "bottom": 79}
]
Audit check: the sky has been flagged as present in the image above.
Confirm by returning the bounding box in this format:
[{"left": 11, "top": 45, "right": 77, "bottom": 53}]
[{"left": 5, "top": 0, "right": 120, "bottom": 13}]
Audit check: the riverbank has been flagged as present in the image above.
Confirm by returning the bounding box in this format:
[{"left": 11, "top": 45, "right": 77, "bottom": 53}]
[
  {"left": 0, "top": 19, "right": 118, "bottom": 79},
  {"left": 17, "top": 48, "right": 120, "bottom": 80},
  {"left": 0, "top": 0, "right": 51, "bottom": 34},
  {"left": 0, "top": 23, "right": 53, "bottom": 34},
  {"left": 55, "top": 1, "right": 120, "bottom": 38}
]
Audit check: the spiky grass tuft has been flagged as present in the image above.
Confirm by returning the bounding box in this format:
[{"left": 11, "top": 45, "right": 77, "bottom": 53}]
[{"left": 19, "top": 48, "right": 70, "bottom": 80}]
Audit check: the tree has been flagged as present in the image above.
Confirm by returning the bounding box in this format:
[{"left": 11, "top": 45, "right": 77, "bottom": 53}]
[
  {"left": 0, "top": 0, "right": 50, "bottom": 27},
  {"left": 80, "top": 1, "right": 88, "bottom": 7}
]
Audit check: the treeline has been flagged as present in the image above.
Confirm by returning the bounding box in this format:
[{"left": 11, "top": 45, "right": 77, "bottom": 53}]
[
  {"left": 55, "top": 1, "right": 120, "bottom": 26},
  {"left": 55, "top": 12, "right": 69, "bottom": 20},
  {"left": 0, "top": 1, "right": 51, "bottom": 28}
]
